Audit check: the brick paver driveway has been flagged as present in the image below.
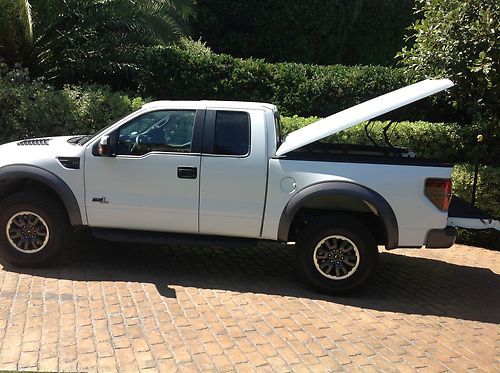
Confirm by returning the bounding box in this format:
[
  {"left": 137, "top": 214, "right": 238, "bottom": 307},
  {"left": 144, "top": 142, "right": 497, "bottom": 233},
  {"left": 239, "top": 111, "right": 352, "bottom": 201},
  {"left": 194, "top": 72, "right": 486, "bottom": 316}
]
[{"left": 0, "top": 239, "right": 498, "bottom": 372}]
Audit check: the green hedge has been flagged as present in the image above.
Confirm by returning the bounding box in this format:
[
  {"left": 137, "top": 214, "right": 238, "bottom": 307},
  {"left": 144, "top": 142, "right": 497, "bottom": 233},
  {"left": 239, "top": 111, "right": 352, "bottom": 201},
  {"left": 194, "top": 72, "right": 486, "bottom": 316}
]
[
  {"left": 138, "top": 40, "right": 458, "bottom": 122},
  {"left": 282, "top": 117, "right": 498, "bottom": 166},
  {"left": 452, "top": 164, "right": 500, "bottom": 249},
  {"left": 0, "top": 69, "right": 146, "bottom": 144},
  {"left": 192, "top": 0, "right": 415, "bottom": 66},
  {"left": 452, "top": 164, "right": 499, "bottom": 220},
  {"left": 0, "top": 75, "right": 496, "bottom": 248},
  {"left": 0, "top": 70, "right": 492, "bottom": 166}
]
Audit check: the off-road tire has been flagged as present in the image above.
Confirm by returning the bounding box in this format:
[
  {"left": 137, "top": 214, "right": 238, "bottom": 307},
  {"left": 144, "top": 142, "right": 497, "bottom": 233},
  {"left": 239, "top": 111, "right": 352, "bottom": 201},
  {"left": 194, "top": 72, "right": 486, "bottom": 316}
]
[
  {"left": 0, "top": 192, "right": 71, "bottom": 267},
  {"left": 295, "top": 214, "right": 378, "bottom": 294}
]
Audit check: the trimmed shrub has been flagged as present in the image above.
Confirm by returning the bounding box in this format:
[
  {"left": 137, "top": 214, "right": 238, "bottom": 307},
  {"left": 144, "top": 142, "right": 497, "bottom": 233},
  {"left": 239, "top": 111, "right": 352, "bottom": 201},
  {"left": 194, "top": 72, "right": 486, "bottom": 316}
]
[
  {"left": 139, "top": 40, "right": 458, "bottom": 122},
  {"left": 452, "top": 164, "right": 499, "bottom": 219},
  {"left": 271, "top": 62, "right": 408, "bottom": 118},
  {"left": 452, "top": 164, "right": 500, "bottom": 249},
  {"left": 0, "top": 69, "right": 146, "bottom": 144},
  {"left": 139, "top": 41, "right": 274, "bottom": 103},
  {"left": 0, "top": 75, "right": 496, "bottom": 248},
  {"left": 281, "top": 117, "right": 497, "bottom": 166}
]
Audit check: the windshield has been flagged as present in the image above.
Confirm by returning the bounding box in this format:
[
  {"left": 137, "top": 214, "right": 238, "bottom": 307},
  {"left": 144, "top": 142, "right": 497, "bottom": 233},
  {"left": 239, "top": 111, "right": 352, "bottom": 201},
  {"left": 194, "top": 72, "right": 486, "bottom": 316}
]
[{"left": 73, "top": 112, "right": 134, "bottom": 145}]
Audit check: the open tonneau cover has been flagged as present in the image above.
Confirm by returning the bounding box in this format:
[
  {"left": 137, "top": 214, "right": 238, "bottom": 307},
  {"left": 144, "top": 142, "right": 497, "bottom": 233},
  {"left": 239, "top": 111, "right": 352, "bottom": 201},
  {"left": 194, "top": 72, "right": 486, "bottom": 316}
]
[
  {"left": 447, "top": 196, "right": 500, "bottom": 232},
  {"left": 276, "top": 79, "right": 454, "bottom": 156}
]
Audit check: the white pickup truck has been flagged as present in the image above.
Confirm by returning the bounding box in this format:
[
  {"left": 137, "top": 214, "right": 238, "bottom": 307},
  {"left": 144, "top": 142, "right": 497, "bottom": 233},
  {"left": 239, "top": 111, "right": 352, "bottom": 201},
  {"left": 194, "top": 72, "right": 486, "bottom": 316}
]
[{"left": 0, "top": 79, "right": 496, "bottom": 293}]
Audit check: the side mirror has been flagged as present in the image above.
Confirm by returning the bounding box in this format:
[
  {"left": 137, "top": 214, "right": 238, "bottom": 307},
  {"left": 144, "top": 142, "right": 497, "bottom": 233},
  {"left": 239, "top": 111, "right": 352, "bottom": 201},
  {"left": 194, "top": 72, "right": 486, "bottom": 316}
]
[{"left": 98, "top": 135, "right": 113, "bottom": 157}]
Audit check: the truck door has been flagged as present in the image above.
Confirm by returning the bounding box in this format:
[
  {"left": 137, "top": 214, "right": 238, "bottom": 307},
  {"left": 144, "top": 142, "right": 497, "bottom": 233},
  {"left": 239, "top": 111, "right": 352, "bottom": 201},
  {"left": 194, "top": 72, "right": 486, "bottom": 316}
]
[
  {"left": 84, "top": 109, "right": 204, "bottom": 233},
  {"left": 199, "top": 109, "right": 268, "bottom": 237}
]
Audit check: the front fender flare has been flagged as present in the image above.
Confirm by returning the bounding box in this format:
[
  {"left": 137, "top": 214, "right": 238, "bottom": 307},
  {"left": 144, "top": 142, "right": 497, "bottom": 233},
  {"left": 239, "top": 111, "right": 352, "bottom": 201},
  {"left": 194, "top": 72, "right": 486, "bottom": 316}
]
[
  {"left": 277, "top": 181, "right": 399, "bottom": 248},
  {"left": 0, "top": 164, "right": 83, "bottom": 227}
]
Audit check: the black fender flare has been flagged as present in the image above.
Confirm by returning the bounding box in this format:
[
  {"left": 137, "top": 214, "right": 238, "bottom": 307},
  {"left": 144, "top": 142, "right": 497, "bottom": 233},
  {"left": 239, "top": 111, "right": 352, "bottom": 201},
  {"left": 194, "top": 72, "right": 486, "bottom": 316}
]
[
  {"left": 0, "top": 164, "right": 83, "bottom": 227},
  {"left": 277, "top": 181, "right": 399, "bottom": 248}
]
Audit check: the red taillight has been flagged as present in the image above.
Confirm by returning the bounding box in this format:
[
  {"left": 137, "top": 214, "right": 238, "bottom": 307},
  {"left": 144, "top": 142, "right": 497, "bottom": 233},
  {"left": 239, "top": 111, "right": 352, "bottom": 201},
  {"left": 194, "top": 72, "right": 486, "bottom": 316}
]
[{"left": 425, "top": 178, "right": 452, "bottom": 211}]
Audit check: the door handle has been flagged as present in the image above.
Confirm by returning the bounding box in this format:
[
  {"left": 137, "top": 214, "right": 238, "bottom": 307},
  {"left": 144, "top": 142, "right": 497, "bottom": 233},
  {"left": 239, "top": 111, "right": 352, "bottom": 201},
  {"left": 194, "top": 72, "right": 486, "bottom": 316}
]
[{"left": 177, "top": 166, "right": 197, "bottom": 179}]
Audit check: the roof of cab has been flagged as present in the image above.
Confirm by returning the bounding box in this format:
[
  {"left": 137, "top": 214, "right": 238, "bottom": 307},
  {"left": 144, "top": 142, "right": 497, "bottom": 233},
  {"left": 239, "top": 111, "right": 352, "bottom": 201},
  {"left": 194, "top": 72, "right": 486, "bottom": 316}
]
[{"left": 142, "top": 100, "right": 277, "bottom": 112}]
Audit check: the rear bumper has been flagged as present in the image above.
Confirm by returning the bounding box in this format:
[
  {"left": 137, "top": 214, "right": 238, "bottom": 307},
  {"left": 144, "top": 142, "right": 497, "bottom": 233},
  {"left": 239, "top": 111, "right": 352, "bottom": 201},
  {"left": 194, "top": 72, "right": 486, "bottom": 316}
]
[{"left": 425, "top": 226, "right": 457, "bottom": 248}]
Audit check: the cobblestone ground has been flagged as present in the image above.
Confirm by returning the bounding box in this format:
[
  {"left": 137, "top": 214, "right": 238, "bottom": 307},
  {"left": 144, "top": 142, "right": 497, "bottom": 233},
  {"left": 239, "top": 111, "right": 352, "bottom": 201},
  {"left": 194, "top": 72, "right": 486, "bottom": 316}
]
[{"left": 0, "top": 239, "right": 498, "bottom": 372}]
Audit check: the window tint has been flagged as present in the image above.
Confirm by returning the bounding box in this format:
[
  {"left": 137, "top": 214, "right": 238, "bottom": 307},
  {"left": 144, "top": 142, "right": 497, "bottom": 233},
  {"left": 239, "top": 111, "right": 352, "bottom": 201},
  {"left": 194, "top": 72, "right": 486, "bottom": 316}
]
[
  {"left": 214, "top": 111, "right": 250, "bottom": 156},
  {"left": 117, "top": 110, "right": 196, "bottom": 156}
]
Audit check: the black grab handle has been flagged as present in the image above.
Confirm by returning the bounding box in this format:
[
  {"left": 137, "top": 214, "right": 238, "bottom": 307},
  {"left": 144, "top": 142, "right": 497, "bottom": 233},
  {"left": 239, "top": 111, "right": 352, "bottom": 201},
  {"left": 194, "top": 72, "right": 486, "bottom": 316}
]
[{"left": 177, "top": 166, "right": 197, "bottom": 179}]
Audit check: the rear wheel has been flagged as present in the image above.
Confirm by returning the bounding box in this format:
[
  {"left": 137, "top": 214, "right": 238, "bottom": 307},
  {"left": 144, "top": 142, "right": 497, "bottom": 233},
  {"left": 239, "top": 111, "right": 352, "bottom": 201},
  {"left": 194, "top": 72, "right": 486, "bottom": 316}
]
[
  {"left": 295, "top": 215, "right": 378, "bottom": 294},
  {"left": 0, "top": 193, "right": 70, "bottom": 267}
]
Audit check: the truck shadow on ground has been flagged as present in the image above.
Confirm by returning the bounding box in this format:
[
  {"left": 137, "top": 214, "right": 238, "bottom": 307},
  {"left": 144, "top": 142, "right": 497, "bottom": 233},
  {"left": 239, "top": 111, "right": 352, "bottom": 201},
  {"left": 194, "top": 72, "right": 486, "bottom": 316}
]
[{"left": 3, "top": 238, "right": 499, "bottom": 324}]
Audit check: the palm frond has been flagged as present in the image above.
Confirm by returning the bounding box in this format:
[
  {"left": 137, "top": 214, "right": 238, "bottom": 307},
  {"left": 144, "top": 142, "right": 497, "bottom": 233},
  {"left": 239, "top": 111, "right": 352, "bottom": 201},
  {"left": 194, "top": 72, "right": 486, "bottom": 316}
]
[
  {"left": 0, "top": 0, "right": 33, "bottom": 65},
  {"left": 22, "top": 0, "right": 195, "bottom": 81}
]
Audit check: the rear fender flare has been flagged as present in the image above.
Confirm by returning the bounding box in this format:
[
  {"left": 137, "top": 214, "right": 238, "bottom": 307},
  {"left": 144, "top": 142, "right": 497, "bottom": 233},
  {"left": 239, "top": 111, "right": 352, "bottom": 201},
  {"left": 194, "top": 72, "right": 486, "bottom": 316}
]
[{"left": 277, "top": 181, "right": 398, "bottom": 248}]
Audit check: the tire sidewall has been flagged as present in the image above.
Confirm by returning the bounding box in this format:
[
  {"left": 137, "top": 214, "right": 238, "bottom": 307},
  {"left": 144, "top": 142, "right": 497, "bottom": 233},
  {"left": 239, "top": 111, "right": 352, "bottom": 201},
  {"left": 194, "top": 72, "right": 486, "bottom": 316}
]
[
  {"left": 296, "top": 218, "right": 378, "bottom": 293},
  {"left": 0, "top": 194, "right": 66, "bottom": 266}
]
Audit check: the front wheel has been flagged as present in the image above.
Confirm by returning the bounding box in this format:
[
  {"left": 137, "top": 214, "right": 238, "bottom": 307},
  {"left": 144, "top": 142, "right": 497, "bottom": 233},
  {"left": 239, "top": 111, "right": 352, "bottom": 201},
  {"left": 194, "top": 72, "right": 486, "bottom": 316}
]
[
  {"left": 0, "top": 193, "right": 70, "bottom": 267},
  {"left": 295, "top": 215, "right": 378, "bottom": 294}
]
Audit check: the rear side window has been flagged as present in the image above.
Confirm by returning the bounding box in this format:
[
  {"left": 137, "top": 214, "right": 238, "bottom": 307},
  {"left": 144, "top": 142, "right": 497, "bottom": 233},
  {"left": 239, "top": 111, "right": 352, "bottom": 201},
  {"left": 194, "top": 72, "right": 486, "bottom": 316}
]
[{"left": 214, "top": 111, "right": 250, "bottom": 156}]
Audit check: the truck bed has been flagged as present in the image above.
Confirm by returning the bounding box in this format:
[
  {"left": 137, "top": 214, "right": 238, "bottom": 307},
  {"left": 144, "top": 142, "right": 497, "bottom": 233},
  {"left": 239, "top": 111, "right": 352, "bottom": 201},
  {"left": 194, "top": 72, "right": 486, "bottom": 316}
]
[{"left": 281, "top": 142, "right": 450, "bottom": 167}]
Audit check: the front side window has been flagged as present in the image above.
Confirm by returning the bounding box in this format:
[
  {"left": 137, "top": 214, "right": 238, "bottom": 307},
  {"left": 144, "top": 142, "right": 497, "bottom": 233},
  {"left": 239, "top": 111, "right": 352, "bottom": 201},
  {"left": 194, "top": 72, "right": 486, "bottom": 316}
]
[
  {"left": 213, "top": 111, "right": 250, "bottom": 156},
  {"left": 117, "top": 110, "right": 196, "bottom": 156}
]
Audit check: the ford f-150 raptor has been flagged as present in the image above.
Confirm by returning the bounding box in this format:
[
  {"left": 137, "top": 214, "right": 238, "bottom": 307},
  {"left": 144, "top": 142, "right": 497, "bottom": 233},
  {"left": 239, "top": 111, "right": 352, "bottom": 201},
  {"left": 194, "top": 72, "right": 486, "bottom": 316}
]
[{"left": 1, "top": 79, "right": 497, "bottom": 293}]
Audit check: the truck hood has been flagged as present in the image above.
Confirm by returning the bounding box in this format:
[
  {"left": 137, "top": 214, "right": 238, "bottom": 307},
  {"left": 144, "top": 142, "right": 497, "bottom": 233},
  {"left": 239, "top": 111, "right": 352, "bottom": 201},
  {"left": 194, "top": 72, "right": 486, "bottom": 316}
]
[
  {"left": 0, "top": 136, "right": 85, "bottom": 168},
  {"left": 276, "top": 78, "right": 454, "bottom": 156}
]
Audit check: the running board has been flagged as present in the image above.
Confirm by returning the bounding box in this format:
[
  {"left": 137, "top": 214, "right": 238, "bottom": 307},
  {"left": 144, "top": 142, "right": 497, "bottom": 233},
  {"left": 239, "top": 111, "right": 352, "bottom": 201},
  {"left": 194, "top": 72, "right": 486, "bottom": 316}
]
[{"left": 91, "top": 228, "right": 260, "bottom": 247}]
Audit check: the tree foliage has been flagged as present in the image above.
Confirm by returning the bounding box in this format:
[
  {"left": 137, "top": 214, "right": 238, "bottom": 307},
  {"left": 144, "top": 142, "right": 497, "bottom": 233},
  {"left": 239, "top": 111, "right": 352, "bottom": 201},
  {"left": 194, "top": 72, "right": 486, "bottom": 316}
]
[
  {"left": 0, "top": 0, "right": 195, "bottom": 84},
  {"left": 398, "top": 0, "right": 499, "bottom": 125},
  {"left": 191, "top": 0, "right": 415, "bottom": 66},
  {"left": 0, "top": 68, "right": 146, "bottom": 143},
  {"left": 343, "top": 0, "right": 416, "bottom": 66},
  {"left": 0, "top": 0, "right": 33, "bottom": 66}
]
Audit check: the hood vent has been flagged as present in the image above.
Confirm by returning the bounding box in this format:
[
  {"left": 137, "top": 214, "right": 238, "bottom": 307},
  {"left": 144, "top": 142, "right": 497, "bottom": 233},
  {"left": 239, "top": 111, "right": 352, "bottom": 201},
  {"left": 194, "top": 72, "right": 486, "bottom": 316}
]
[{"left": 17, "top": 138, "right": 52, "bottom": 146}]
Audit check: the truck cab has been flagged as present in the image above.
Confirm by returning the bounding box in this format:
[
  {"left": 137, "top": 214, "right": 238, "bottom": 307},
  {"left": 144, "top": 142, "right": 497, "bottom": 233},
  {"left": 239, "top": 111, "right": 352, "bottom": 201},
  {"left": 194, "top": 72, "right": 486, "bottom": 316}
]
[{"left": 84, "top": 101, "right": 275, "bottom": 238}]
